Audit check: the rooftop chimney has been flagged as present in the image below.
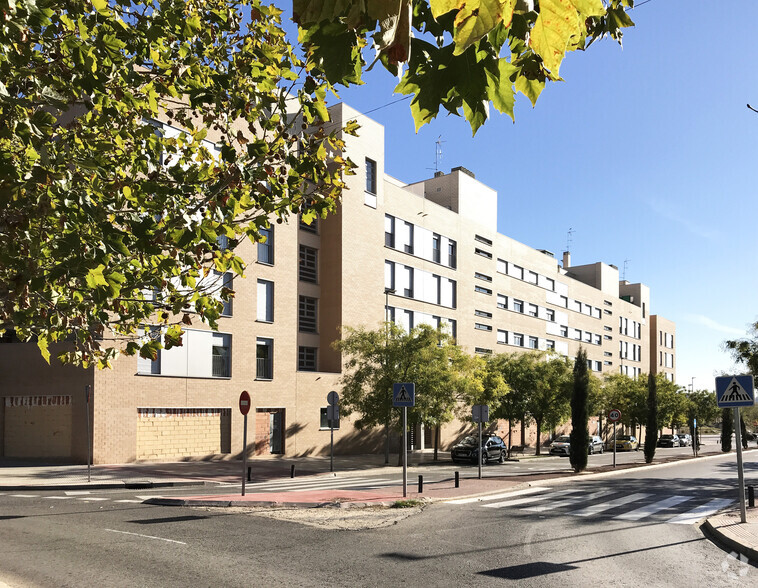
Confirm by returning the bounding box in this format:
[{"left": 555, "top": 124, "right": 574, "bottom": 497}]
[{"left": 562, "top": 251, "right": 571, "bottom": 269}]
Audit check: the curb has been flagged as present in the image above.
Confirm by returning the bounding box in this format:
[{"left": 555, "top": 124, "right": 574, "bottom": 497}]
[
  {"left": 0, "top": 480, "right": 208, "bottom": 492},
  {"left": 701, "top": 519, "right": 758, "bottom": 564},
  {"left": 144, "top": 496, "right": 399, "bottom": 509}
]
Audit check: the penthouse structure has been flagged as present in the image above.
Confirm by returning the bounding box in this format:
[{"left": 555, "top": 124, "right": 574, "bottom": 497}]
[{"left": 0, "top": 103, "right": 675, "bottom": 463}]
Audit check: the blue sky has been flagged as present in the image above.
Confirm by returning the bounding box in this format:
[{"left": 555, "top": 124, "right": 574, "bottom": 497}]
[{"left": 285, "top": 1, "right": 758, "bottom": 392}]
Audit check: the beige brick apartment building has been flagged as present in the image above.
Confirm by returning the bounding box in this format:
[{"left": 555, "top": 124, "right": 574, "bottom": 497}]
[{"left": 0, "top": 103, "right": 676, "bottom": 463}]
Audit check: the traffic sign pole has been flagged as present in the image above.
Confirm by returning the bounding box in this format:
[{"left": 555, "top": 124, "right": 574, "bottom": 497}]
[
  {"left": 734, "top": 407, "right": 747, "bottom": 523},
  {"left": 402, "top": 406, "right": 408, "bottom": 498},
  {"left": 613, "top": 422, "right": 616, "bottom": 469},
  {"left": 239, "top": 391, "right": 251, "bottom": 496},
  {"left": 478, "top": 421, "right": 483, "bottom": 480}
]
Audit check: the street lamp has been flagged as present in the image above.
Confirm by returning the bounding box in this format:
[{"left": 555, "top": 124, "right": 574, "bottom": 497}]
[
  {"left": 690, "top": 377, "right": 695, "bottom": 393},
  {"left": 383, "top": 287, "right": 395, "bottom": 464}
]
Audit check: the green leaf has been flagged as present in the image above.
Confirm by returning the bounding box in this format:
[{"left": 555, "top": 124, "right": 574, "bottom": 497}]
[
  {"left": 85, "top": 265, "right": 109, "bottom": 288},
  {"left": 486, "top": 58, "right": 518, "bottom": 120}
]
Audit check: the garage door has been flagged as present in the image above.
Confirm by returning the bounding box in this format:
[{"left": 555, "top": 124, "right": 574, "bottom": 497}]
[{"left": 3, "top": 396, "right": 72, "bottom": 458}]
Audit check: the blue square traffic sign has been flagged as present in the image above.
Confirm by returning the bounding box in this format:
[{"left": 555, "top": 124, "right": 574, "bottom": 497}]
[
  {"left": 393, "top": 383, "right": 415, "bottom": 407},
  {"left": 716, "top": 375, "right": 755, "bottom": 408}
]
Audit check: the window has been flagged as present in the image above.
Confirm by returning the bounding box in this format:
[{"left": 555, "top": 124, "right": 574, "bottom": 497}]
[
  {"left": 497, "top": 259, "right": 507, "bottom": 274},
  {"left": 512, "top": 265, "right": 524, "bottom": 280},
  {"left": 320, "top": 407, "right": 340, "bottom": 429},
  {"left": 385, "top": 214, "right": 395, "bottom": 248},
  {"left": 560, "top": 295, "right": 568, "bottom": 308},
  {"left": 212, "top": 336, "right": 231, "bottom": 377},
  {"left": 513, "top": 299, "right": 524, "bottom": 313},
  {"left": 528, "top": 303, "right": 538, "bottom": 317},
  {"left": 257, "top": 279, "right": 274, "bottom": 322},
  {"left": 475, "top": 309, "right": 492, "bottom": 319},
  {"left": 475, "top": 285, "right": 492, "bottom": 295},
  {"left": 604, "top": 351, "right": 612, "bottom": 357},
  {"left": 546, "top": 340, "right": 555, "bottom": 350},
  {"left": 528, "top": 271, "right": 538, "bottom": 284},
  {"left": 403, "top": 265, "right": 414, "bottom": 297},
  {"left": 384, "top": 260, "right": 395, "bottom": 291},
  {"left": 214, "top": 270, "right": 233, "bottom": 316},
  {"left": 257, "top": 226, "right": 274, "bottom": 264},
  {"left": 545, "top": 278, "right": 555, "bottom": 291},
  {"left": 299, "top": 347, "right": 317, "bottom": 371},
  {"left": 299, "top": 245, "right": 318, "bottom": 283},
  {"left": 594, "top": 334, "right": 601, "bottom": 345},
  {"left": 546, "top": 309, "right": 555, "bottom": 322},
  {"left": 475, "top": 347, "right": 493, "bottom": 355},
  {"left": 403, "top": 222, "right": 414, "bottom": 254},
  {"left": 603, "top": 309, "right": 612, "bottom": 315},
  {"left": 256, "top": 338, "right": 273, "bottom": 380},
  {"left": 299, "top": 296, "right": 318, "bottom": 333},
  {"left": 474, "top": 234, "right": 492, "bottom": 246},
  {"left": 560, "top": 325, "right": 568, "bottom": 337},
  {"left": 365, "top": 157, "right": 377, "bottom": 194},
  {"left": 513, "top": 333, "right": 524, "bottom": 347},
  {"left": 475, "top": 323, "right": 492, "bottom": 332},
  {"left": 575, "top": 329, "right": 582, "bottom": 340},
  {"left": 528, "top": 336, "right": 538, "bottom": 349},
  {"left": 604, "top": 326, "right": 612, "bottom": 331},
  {"left": 604, "top": 300, "right": 613, "bottom": 306},
  {"left": 474, "top": 247, "right": 492, "bottom": 259},
  {"left": 497, "top": 330, "right": 507, "bottom": 344},
  {"left": 432, "top": 233, "right": 441, "bottom": 263},
  {"left": 583, "top": 331, "right": 592, "bottom": 343},
  {"left": 497, "top": 294, "right": 507, "bottom": 309},
  {"left": 448, "top": 240, "right": 457, "bottom": 268},
  {"left": 474, "top": 272, "right": 492, "bottom": 282},
  {"left": 604, "top": 334, "right": 612, "bottom": 340},
  {"left": 299, "top": 213, "right": 318, "bottom": 233}
]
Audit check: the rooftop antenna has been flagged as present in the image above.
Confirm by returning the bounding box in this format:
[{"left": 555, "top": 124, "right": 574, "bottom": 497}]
[
  {"left": 622, "top": 259, "right": 631, "bottom": 280},
  {"left": 434, "top": 135, "right": 445, "bottom": 173},
  {"left": 566, "top": 227, "right": 574, "bottom": 252}
]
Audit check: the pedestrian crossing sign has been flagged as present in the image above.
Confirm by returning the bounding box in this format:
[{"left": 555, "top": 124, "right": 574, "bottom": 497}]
[
  {"left": 715, "top": 375, "right": 755, "bottom": 407},
  {"left": 393, "top": 383, "right": 415, "bottom": 407}
]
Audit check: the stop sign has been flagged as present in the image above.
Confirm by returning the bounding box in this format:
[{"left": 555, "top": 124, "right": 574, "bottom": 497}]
[{"left": 239, "top": 390, "right": 251, "bottom": 416}]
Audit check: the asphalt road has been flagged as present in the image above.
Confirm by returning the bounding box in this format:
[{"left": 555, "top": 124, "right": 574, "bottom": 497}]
[{"left": 1, "top": 450, "right": 755, "bottom": 587}]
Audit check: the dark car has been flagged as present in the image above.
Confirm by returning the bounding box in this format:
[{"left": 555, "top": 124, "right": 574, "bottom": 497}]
[
  {"left": 657, "top": 434, "right": 680, "bottom": 448},
  {"left": 451, "top": 434, "right": 507, "bottom": 464}
]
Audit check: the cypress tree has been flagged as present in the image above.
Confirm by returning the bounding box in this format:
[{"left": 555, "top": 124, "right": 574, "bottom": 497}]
[
  {"left": 570, "top": 348, "right": 590, "bottom": 473},
  {"left": 644, "top": 373, "right": 658, "bottom": 463},
  {"left": 721, "top": 408, "right": 733, "bottom": 452}
]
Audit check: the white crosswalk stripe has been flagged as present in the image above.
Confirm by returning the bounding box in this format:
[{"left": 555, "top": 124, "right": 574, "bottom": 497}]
[
  {"left": 238, "top": 476, "right": 400, "bottom": 493},
  {"left": 666, "top": 498, "right": 734, "bottom": 525},
  {"left": 463, "top": 486, "right": 735, "bottom": 525}
]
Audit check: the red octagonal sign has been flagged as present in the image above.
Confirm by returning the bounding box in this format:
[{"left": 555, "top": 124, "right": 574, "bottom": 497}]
[{"left": 239, "top": 390, "right": 251, "bottom": 416}]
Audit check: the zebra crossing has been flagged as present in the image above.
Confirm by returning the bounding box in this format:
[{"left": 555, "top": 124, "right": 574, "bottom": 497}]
[
  {"left": 447, "top": 486, "right": 734, "bottom": 525},
  {"left": 219, "top": 475, "right": 401, "bottom": 493}
]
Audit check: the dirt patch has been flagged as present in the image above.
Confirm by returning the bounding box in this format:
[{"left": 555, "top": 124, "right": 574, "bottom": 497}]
[{"left": 200, "top": 503, "right": 426, "bottom": 531}]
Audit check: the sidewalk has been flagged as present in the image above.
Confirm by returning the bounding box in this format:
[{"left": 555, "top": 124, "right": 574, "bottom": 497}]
[{"left": 2, "top": 448, "right": 757, "bottom": 563}]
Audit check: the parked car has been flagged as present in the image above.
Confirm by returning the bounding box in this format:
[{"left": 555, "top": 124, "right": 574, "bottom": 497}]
[
  {"left": 615, "top": 435, "right": 639, "bottom": 451},
  {"left": 451, "top": 434, "right": 507, "bottom": 464},
  {"left": 677, "top": 434, "right": 691, "bottom": 446},
  {"left": 657, "top": 434, "right": 680, "bottom": 448},
  {"left": 549, "top": 435, "right": 604, "bottom": 456}
]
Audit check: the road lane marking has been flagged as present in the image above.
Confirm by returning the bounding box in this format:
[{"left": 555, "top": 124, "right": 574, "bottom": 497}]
[
  {"left": 666, "top": 498, "right": 734, "bottom": 525},
  {"left": 522, "top": 489, "right": 613, "bottom": 513},
  {"left": 114, "top": 499, "right": 144, "bottom": 503},
  {"left": 10, "top": 494, "right": 40, "bottom": 498},
  {"left": 446, "top": 486, "right": 550, "bottom": 505},
  {"left": 46, "top": 496, "right": 73, "bottom": 500},
  {"left": 105, "top": 529, "right": 186, "bottom": 545},
  {"left": 65, "top": 491, "right": 92, "bottom": 495},
  {"left": 78, "top": 497, "right": 109, "bottom": 501},
  {"left": 614, "top": 495, "right": 693, "bottom": 521},
  {"left": 568, "top": 493, "right": 651, "bottom": 517}
]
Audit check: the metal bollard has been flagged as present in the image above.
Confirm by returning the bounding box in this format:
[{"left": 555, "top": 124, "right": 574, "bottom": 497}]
[
  {"left": 455, "top": 471, "right": 460, "bottom": 488},
  {"left": 748, "top": 485, "right": 755, "bottom": 508},
  {"left": 291, "top": 464, "right": 296, "bottom": 478},
  {"left": 418, "top": 475, "right": 423, "bottom": 493},
  {"left": 247, "top": 466, "right": 251, "bottom": 482}
]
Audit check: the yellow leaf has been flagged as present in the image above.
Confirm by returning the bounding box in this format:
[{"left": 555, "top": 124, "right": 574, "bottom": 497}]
[{"left": 453, "top": 1, "right": 515, "bottom": 56}]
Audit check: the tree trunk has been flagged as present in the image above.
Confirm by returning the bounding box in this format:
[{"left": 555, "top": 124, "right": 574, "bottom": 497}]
[
  {"left": 434, "top": 426, "right": 439, "bottom": 461},
  {"left": 535, "top": 417, "right": 542, "bottom": 455},
  {"left": 521, "top": 414, "right": 527, "bottom": 446}
]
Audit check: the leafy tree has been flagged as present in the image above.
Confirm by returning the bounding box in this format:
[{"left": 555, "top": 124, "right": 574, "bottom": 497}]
[
  {"left": 644, "top": 372, "right": 657, "bottom": 464},
  {"left": 656, "top": 376, "right": 686, "bottom": 432},
  {"left": 1, "top": 0, "right": 354, "bottom": 367},
  {"left": 294, "top": 0, "right": 635, "bottom": 133},
  {"left": 523, "top": 351, "right": 572, "bottom": 455},
  {"left": 335, "top": 323, "right": 505, "bottom": 460},
  {"left": 724, "top": 322, "right": 758, "bottom": 375},
  {"left": 488, "top": 352, "right": 531, "bottom": 447},
  {"left": 721, "top": 407, "right": 733, "bottom": 452},
  {"left": 569, "top": 347, "right": 589, "bottom": 472}
]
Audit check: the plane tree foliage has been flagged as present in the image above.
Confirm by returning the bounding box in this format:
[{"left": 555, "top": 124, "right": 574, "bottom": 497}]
[
  {"left": 294, "top": 0, "right": 635, "bottom": 134},
  {"left": 0, "top": 0, "right": 355, "bottom": 367},
  {"left": 335, "top": 323, "right": 509, "bottom": 442}
]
